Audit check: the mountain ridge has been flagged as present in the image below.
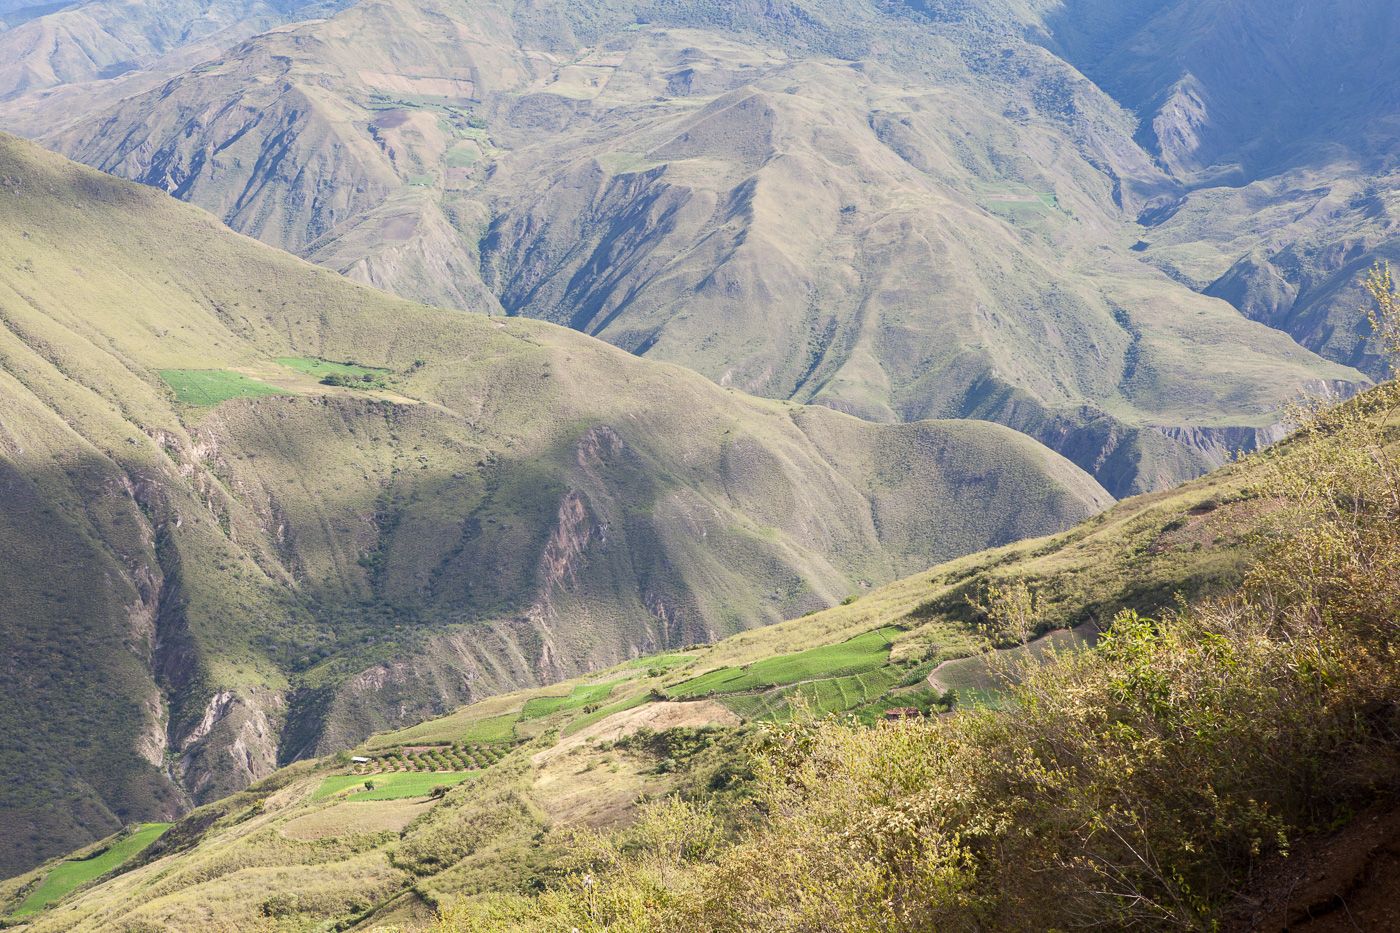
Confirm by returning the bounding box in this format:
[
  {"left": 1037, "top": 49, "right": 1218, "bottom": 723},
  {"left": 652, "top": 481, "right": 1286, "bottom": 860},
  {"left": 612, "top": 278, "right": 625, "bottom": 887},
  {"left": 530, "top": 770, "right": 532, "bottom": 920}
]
[{"left": 0, "top": 130, "right": 1109, "bottom": 876}]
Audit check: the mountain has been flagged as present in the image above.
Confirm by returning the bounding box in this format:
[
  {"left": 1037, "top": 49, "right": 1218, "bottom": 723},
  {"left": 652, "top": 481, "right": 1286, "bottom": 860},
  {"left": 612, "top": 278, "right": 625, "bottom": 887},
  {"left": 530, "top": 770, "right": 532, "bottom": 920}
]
[
  {"left": 0, "top": 131, "right": 1114, "bottom": 876},
  {"left": 0, "top": 0, "right": 355, "bottom": 152},
  {"left": 1037, "top": 0, "right": 1400, "bottom": 376},
  {"left": 0, "top": 0, "right": 1371, "bottom": 499},
  {"left": 4, "top": 369, "right": 1377, "bottom": 932}
]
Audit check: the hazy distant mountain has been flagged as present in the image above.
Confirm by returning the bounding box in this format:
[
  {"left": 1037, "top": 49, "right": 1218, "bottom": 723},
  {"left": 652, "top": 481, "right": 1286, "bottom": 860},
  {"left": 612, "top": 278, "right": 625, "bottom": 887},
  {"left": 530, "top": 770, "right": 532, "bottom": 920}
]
[
  {"left": 1037, "top": 0, "right": 1400, "bottom": 376},
  {"left": 0, "top": 0, "right": 1375, "bottom": 499}
]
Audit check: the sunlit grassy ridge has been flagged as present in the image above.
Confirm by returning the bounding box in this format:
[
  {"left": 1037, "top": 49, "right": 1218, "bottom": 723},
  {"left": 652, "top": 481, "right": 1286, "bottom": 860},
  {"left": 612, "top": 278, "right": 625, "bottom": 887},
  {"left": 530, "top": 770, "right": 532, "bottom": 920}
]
[{"left": 0, "top": 132, "right": 1112, "bottom": 876}]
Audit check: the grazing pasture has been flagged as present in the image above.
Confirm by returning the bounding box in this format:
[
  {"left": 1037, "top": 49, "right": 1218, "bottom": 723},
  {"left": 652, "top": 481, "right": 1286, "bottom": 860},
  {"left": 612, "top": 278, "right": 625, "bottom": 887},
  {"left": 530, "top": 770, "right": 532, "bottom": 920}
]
[{"left": 314, "top": 771, "right": 476, "bottom": 802}]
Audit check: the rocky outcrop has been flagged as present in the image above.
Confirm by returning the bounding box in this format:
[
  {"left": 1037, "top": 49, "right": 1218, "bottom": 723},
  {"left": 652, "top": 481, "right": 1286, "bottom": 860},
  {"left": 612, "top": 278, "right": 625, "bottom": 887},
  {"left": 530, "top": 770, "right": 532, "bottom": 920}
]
[{"left": 175, "top": 688, "right": 285, "bottom": 804}]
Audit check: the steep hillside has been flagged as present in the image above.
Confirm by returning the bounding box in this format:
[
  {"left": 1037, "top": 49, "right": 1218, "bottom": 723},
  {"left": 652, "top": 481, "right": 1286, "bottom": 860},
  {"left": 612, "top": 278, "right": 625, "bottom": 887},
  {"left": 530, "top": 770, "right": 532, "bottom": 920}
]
[
  {"left": 7, "top": 0, "right": 1369, "bottom": 497},
  {"left": 0, "top": 369, "right": 1328, "bottom": 931},
  {"left": 0, "top": 132, "right": 1112, "bottom": 876},
  {"left": 13, "top": 366, "right": 1398, "bottom": 932}
]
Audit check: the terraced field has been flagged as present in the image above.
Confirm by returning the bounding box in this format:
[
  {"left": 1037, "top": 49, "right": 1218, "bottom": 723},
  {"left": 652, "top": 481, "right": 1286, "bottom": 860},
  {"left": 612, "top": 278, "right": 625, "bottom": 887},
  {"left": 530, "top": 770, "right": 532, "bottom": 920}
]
[
  {"left": 669, "top": 626, "right": 903, "bottom": 698},
  {"left": 719, "top": 665, "right": 907, "bottom": 721},
  {"left": 313, "top": 771, "right": 476, "bottom": 801},
  {"left": 350, "top": 741, "right": 510, "bottom": 774},
  {"left": 520, "top": 678, "right": 629, "bottom": 720}
]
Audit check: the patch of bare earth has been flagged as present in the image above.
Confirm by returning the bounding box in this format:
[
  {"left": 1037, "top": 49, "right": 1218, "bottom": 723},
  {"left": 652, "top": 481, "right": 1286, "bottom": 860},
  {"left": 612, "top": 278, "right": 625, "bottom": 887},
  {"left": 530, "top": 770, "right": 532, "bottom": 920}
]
[
  {"left": 530, "top": 701, "right": 739, "bottom": 829},
  {"left": 1227, "top": 799, "right": 1400, "bottom": 932},
  {"left": 534, "top": 700, "right": 739, "bottom": 767}
]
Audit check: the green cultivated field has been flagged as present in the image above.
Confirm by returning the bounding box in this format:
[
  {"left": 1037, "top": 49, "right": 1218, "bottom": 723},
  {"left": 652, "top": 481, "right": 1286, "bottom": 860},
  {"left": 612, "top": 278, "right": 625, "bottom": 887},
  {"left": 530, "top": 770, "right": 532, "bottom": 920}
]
[
  {"left": 669, "top": 626, "right": 902, "bottom": 698},
  {"left": 560, "top": 692, "right": 651, "bottom": 737},
  {"left": 719, "top": 665, "right": 906, "bottom": 721},
  {"left": 159, "top": 369, "right": 286, "bottom": 405},
  {"left": 276, "top": 356, "right": 390, "bottom": 380},
  {"left": 12, "top": 823, "right": 170, "bottom": 916},
  {"left": 387, "top": 710, "right": 521, "bottom": 747},
  {"left": 313, "top": 771, "right": 475, "bottom": 801},
  {"left": 521, "top": 677, "right": 627, "bottom": 719},
  {"left": 624, "top": 653, "right": 695, "bottom": 672}
]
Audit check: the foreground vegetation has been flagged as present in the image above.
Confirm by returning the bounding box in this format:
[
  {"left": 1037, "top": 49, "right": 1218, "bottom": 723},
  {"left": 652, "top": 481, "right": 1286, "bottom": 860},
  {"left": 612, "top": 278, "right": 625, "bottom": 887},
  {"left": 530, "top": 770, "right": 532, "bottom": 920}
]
[{"left": 417, "top": 269, "right": 1400, "bottom": 930}]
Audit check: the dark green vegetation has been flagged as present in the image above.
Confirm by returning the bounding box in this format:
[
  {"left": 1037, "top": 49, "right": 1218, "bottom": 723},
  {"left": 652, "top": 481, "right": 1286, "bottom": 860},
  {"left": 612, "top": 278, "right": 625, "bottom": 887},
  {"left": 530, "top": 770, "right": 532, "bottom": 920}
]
[
  {"left": 0, "top": 0, "right": 1375, "bottom": 498},
  {"left": 9, "top": 823, "right": 169, "bottom": 918},
  {"left": 0, "top": 133, "right": 1113, "bottom": 877}
]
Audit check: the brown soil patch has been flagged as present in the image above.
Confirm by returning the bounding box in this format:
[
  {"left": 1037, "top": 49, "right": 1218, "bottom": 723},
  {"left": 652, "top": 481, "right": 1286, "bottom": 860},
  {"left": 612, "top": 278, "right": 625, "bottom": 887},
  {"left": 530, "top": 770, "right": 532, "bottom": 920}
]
[
  {"left": 1227, "top": 799, "right": 1400, "bottom": 932},
  {"left": 369, "top": 108, "right": 410, "bottom": 129},
  {"left": 533, "top": 700, "right": 738, "bottom": 767},
  {"left": 528, "top": 701, "right": 738, "bottom": 829},
  {"left": 380, "top": 212, "right": 419, "bottom": 241}
]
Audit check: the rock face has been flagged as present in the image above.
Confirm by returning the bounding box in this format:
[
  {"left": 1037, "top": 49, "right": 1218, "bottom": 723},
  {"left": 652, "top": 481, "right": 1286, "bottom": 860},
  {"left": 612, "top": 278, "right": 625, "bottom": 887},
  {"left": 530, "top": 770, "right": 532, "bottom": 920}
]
[
  {"left": 2, "top": 0, "right": 1377, "bottom": 497},
  {"left": 0, "top": 133, "right": 1115, "bottom": 876}
]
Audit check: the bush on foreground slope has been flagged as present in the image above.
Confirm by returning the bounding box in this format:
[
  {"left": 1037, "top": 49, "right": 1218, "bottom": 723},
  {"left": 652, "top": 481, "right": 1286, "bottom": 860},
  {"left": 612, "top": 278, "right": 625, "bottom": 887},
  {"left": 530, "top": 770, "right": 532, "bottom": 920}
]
[{"left": 421, "top": 268, "right": 1400, "bottom": 931}]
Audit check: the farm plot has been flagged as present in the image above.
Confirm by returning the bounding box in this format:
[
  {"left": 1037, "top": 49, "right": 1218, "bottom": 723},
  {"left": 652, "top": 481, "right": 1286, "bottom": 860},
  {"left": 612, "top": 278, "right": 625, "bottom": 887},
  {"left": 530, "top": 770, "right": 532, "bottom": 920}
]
[
  {"left": 159, "top": 369, "right": 286, "bottom": 406},
  {"left": 521, "top": 677, "right": 629, "bottom": 720},
  {"left": 669, "top": 626, "right": 902, "bottom": 698},
  {"left": 12, "top": 822, "right": 170, "bottom": 916},
  {"left": 314, "top": 771, "right": 476, "bottom": 802}
]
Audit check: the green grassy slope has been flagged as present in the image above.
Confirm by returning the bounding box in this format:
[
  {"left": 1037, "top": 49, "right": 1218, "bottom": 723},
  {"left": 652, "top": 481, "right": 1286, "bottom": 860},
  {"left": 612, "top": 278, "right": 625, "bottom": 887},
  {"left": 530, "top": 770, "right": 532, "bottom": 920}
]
[
  {"left": 9, "top": 824, "right": 170, "bottom": 918},
  {"left": 0, "top": 411, "right": 1294, "bottom": 930},
  {"left": 0, "top": 132, "right": 1111, "bottom": 877}
]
